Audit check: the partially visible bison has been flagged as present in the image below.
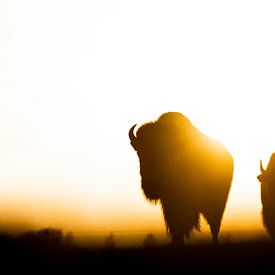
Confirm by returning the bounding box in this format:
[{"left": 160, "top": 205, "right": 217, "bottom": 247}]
[
  {"left": 257, "top": 153, "right": 275, "bottom": 239},
  {"left": 129, "top": 112, "right": 234, "bottom": 245}
]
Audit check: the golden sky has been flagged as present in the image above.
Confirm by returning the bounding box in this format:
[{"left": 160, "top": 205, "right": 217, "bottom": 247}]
[{"left": 1, "top": 1, "right": 275, "bottom": 234}]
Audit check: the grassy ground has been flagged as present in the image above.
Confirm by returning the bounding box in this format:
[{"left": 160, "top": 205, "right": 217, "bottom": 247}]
[{"left": 1, "top": 229, "right": 274, "bottom": 273}]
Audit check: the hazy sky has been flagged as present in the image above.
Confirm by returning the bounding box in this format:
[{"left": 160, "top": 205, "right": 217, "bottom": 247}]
[{"left": 1, "top": 1, "right": 275, "bottom": 234}]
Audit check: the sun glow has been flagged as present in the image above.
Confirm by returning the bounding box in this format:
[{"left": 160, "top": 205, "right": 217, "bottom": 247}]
[{"left": 1, "top": 1, "right": 275, "bottom": 236}]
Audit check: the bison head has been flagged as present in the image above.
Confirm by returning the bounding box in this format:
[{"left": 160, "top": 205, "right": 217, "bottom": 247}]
[
  {"left": 129, "top": 123, "right": 169, "bottom": 201},
  {"left": 258, "top": 153, "right": 275, "bottom": 183},
  {"left": 129, "top": 112, "right": 195, "bottom": 202}
]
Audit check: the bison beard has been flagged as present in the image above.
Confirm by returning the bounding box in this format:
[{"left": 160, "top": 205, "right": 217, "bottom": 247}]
[{"left": 129, "top": 112, "right": 234, "bottom": 245}]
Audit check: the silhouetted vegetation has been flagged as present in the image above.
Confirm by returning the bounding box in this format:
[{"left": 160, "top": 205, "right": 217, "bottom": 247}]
[
  {"left": 104, "top": 232, "right": 116, "bottom": 249},
  {"left": 129, "top": 112, "right": 234, "bottom": 245},
  {"left": 1, "top": 229, "right": 275, "bottom": 272},
  {"left": 0, "top": 228, "right": 77, "bottom": 273},
  {"left": 18, "top": 228, "right": 75, "bottom": 248},
  {"left": 143, "top": 233, "right": 157, "bottom": 248}
]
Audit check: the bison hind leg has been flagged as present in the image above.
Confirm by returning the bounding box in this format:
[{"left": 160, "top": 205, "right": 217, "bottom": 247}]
[
  {"left": 203, "top": 215, "right": 221, "bottom": 244},
  {"left": 211, "top": 228, "right": 219, "bottom": 245}
]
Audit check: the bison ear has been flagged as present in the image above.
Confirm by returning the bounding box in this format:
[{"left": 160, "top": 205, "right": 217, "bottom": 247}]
[
  {"left": 257, "top": 174, "right": 265, "bottom": 182},
  {"left": 129, "top": 124, "right": 138, "bottom": 151}
]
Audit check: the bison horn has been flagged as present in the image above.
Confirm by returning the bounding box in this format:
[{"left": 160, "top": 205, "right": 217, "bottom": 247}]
[
  {"left": 260, "top": 160, "right": 266, "bottom": 174},
  {"left": 129, "top": 124, "right": 138, "bottom": 150}
]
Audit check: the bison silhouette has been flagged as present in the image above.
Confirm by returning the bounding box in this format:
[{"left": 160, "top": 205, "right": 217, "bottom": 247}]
[
  {"left": 129, "top": 112, "right": 234, "bottom": 245},
  {"left": 257, "top": 153, "right": 275, "bottom": 239}
]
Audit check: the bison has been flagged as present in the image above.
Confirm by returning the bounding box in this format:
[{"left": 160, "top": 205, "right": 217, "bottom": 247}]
[
  {"left": 129, "top": 112, "right": 234, "bottom": 245},
  {"left": 257, "top": 153, "right": 275, "bottom": 239}
]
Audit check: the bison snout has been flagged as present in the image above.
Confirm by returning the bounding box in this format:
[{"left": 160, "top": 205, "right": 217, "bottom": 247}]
[{"left": 141, "top": 177, "right": 161, "bottom": 201}]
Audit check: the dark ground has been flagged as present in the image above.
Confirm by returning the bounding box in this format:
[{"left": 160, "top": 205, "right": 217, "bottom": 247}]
[{"left": 1, "top": 231, "right": 275, "bottom": 273}]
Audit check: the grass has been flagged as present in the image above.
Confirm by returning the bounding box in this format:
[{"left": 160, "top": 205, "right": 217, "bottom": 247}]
[{"left": 0, "top": 228, "right": 274, "bottom": 273}]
